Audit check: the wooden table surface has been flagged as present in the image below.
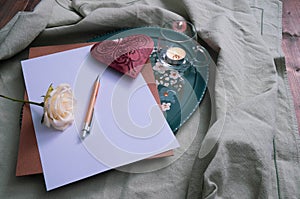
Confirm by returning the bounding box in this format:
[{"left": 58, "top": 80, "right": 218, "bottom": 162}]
[
  {"left": 0, "top": 0, "right": 40, "bottom": 27},
  {"left": 282, "top": 0, "right": 300, "bottom": 134},
  {"left": 1, "top": 0, "right": 299, "bottom": 133}
]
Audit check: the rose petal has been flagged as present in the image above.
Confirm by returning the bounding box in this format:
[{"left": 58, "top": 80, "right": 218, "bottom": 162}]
[{"left": 43, "top": 83, "right": 75, "bottom": 131}]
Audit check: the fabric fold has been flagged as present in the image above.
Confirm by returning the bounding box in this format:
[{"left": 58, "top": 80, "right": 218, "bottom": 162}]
[
  {"left": 0, "top": 0, "right": 299, "bottom": 198},
  {"left": 0, "top": 0, "right": 55, "bottom": 60}
]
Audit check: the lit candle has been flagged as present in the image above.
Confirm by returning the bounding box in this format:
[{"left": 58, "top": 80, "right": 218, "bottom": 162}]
[{"left": 166, "top": 47, "right": 186, "bottom": 62}]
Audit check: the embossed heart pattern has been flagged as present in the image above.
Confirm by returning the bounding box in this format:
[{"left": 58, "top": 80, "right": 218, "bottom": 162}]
[{"left": 90, "top": 34, "right": 154, "bottom": 78}]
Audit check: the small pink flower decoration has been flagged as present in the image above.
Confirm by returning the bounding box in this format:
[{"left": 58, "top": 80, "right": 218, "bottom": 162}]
[
  {"left": 169, "top": 70, "right": 180, "bottom": 79},
  {"left": 153, "top": 62, "right": 167, "bottom": 74},
  {"left": 161, "top": 102, "right": 171, "bottom": 112}
]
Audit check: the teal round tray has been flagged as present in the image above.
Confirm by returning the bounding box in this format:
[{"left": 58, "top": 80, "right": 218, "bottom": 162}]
[{"left": 90, "top": 27, "right": 209, "bottom": 133}]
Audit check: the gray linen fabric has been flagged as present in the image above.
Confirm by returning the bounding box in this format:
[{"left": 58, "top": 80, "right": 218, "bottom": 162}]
[{"left": 0, "top": 0, "right": 299, "bottom": 198}]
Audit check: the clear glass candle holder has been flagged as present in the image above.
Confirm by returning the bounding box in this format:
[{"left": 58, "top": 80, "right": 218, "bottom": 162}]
[{"left": 157, "top": 20, "right": 208, "bottom": 71}]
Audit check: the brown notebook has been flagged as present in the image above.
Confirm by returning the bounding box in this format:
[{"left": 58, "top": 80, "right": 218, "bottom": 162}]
[{"left": 16, "top": 43, "right": 173, "bottom": 176}]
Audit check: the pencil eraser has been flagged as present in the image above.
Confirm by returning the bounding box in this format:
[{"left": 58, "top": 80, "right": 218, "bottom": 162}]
[{"left": 90, "top": 34, "right": 154, "bottom": 78}]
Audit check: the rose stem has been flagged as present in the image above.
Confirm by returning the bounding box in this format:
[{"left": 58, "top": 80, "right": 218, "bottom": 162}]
[{"left": 0, "top": 94, "right": 44, "bottom": 107}]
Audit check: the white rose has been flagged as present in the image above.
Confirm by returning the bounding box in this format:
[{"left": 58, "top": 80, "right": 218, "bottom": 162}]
[{"left": 42, "top": 83, "right": 75, "bottom": 131}]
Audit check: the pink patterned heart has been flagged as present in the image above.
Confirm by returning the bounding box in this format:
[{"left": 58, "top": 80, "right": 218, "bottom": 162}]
[{"left": 90, "top": 34, "right": 154, "bottom": 78}]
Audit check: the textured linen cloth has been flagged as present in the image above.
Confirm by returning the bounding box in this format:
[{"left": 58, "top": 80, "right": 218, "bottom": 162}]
[{"left": 0, "top": 0, "right": 299, "bottom": 198}]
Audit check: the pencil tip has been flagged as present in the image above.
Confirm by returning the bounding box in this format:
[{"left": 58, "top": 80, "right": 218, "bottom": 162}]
[{"left": 96, "top": 74, "right": 100, "bottom": 81}]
